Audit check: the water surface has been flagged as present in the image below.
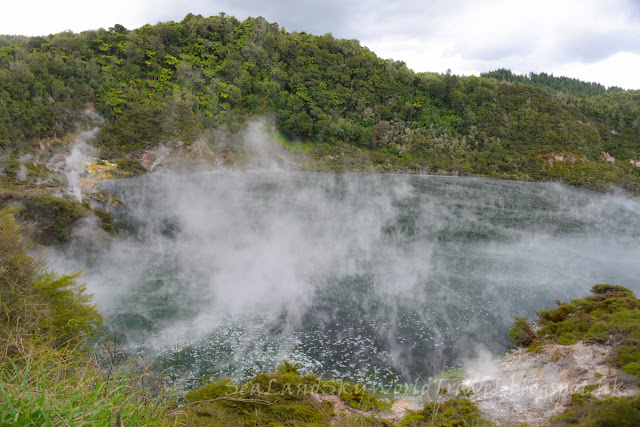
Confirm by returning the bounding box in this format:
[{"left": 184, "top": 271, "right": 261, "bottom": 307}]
[{"left": 55, "top": 172, "right": 640, "bottom": 388}]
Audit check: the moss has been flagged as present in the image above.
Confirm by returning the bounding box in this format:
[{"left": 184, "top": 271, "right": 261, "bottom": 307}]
[
  {"left": 538, "top": 303, "right": 580, "bottom": 323},
  {"left": 336, "top": 381, "right": 392, "bottom": 412},
  {"left": 616, "top": 340, "right": 640, "bottom": 375},
  {"left": 526, "top": 341, "right": 545, "bottom": 352},
  {"left": 179, "top": 361, "right": 392, "bottom": 426},
  {"left": 185, "top": 378, "right": 237, "bottom": 402},
  {"left": 181, "top": 374, "right": 329, "bottom": 425},
  {"left": 440, "top": 368, "right": 466, "bottom": 381},
  {"left": 344, "top": 415, "right": 396, "bottom": 426}
]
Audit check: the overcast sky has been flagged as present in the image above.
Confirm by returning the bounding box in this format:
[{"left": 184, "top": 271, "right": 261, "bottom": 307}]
[{"left": 3, "top": 0, "right": 640, "bottom": 89}]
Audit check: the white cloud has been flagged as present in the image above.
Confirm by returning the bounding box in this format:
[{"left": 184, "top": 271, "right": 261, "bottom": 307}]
[
  {"left": 361, "top": 0, "right": 640, "bottom": 88},
  {"left": 553, "top": 52, "right": 640, "bottom": 89}
]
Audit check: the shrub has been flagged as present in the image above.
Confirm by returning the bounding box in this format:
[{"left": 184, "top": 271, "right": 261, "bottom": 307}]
[
  {"left": 0, "top": 208, "right": 103, "bottom": 347},
  {"left": 10, "top": 194, "right": 114, "bottom": 245},
  {"left": 550, "top": 394, "right": 640, "bottom": 426},
  {"left": 591, "top": 284, "right": 635, "bottom": 297},
  {"left": 116, "top": 158, "right": 146, "bottom": 176},
  {"left": 508, "top": 317, "right": 539, "bottom": 347},
  {"left": 400, "top": 397, "right": 493, "bottom": 426},
  {"left": 0, "top": 207, "right": 174, "bottom": 425}
]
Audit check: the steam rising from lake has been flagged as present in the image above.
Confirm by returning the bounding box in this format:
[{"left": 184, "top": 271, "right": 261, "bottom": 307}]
[{"left": 54, "top": 173, "right": 640, "bottom": 387}]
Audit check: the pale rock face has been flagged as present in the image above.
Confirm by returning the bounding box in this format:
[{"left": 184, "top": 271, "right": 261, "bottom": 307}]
[
  {"left": 601, "top": 151, "right": 616, "bottom": 163},
  {"left": 462, "top": 342, "right": 638, "bottom": 426},
  {"left": 540, "top": 150, "right": 584, "bottom": 169},
  {"left": 140, "top": 145, "right": 172, "bottom": 171}
]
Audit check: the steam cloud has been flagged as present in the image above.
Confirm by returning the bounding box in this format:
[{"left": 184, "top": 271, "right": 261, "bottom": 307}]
[
  {"left": 61, "top": 130, "right": 98, "bottom": 201},
  {"left": 49, "top": 125, "right": 640, "bottom": 387},
  {"left": 16, "top": 154, "right": 32, "bottom": 181}
]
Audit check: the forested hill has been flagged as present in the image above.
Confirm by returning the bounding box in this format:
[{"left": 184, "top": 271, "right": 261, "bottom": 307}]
[
  {"left": 1, "top": 13, "right": 639, "bottom": 192},
  {"left": 481, "top": 68, "right": 624, "bottom": 98}
]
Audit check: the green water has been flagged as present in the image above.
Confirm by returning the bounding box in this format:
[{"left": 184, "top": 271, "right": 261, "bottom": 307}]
[{"left": 57, "top": 172, "right": 640, "bottom": 388}]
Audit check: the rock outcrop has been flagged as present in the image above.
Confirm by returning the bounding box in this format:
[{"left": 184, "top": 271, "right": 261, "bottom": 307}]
[{"left": 462, "top": 342, "right": 639, "bottom": 425}]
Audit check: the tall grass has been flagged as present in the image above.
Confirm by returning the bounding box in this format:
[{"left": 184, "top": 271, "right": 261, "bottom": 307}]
[
  {"left": 0, "top": 326, "right": 176, "bottom": 426},
  {"left": 0, "top": 206, "right": 176, "bottom": 425}
]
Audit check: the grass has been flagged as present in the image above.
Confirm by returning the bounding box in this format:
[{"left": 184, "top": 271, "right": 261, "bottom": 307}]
[
  {"left": 0, "top": 205, "right": 174, "bottom": 425},
  {"left": 0, "top": 325, "right": 176, "bottom": 426},
  {"left": 273, "top": 131, "right": 314, "bottom": 154}
]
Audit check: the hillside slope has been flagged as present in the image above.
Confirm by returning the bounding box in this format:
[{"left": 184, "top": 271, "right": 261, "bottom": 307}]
[{"left": 0, "top": 13, "right": 639, "bottom": 192}]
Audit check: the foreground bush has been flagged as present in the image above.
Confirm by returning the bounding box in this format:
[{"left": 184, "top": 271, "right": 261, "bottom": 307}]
[
  {"left": 400, "top": 397, "right": 493, "bottom": 426},
  {"left": 0, "top": 206, "right": 175, "bottom": 425},
  {"left": 0, "top": 207, "right": 103, "bottom": 348}
]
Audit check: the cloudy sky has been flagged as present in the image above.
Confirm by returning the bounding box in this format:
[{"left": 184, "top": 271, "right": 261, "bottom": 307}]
[{"left": 3, "top": 0, "right": 640, "bottom": 89}]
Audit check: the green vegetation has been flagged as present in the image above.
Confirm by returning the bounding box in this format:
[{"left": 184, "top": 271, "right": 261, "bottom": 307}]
[
  {"left": 0, "top": 208, "right": 102, "bottom": 346},
  {"left": 0, "top": 348, "right": 173, "bottom": 426},
  {"left": 20, "top": 194, "right": 113, "bottom": 244},
  {"left": 549, "top": 393, "right": 640, "bottom": 426},
  {"left": 509, "top": 285, "right": 640, "bottom": 426},
  {"left": 0, "top": 151, "right": 115, "bottom": 246},
  {"left": 175, "top": 361, "right": 393, "bottom": 426},
  {"left": 1, "top": 12, "right": 639, "bottom": 418},
  {"left": 0, "top": 191, "right": 114, "bottom": 245},
  {"left": 481, "top": 69, "right": 623, "bottom": 98},
  {"left": 0, "top": 207, "right": 175, "bottom": 425},
  {"left": 0, "top": 14, "right": 638, "bottom": 192},
  {"left": 510, "top": 284, "right": 640, "bottom": 377},
  {"left": 116, "top": 157, "right": 146, "bottom": 176},
  {"left": 400, "top": 397, "right": 493, "bottom": 426}
]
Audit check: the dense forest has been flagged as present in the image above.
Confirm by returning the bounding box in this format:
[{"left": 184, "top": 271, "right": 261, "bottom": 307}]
[
  {"left": 481, "top": 68, "right": 624, "bottom": 98},
  {"left": 0, "top": 13, "right": 639, "bottom": 192}
]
